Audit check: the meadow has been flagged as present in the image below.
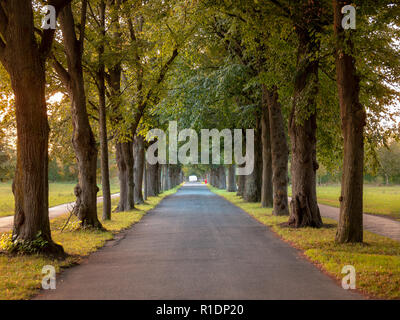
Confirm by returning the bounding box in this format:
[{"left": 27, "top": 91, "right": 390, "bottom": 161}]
[
  {"left": 0, "top": 181, "right": 120, "bottom": 218},
  {"left": 314, "top": 185, "right": 400, "bottom": 221}
]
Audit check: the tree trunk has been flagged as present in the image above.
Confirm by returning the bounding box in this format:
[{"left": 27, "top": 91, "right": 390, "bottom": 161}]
[
  {"left": 227, "top": 165, "right": 237, "bottom": 192},
  {"left": 134, "top": 135, "right": 145, "bottom": 204},
  {"left": 288, "top": 28, "right": 322, "bottom": 228},
  {"left": 143, "top": 161, "right": 148, "bottom": 200},
  {"left": 59, "top": 4, "right": 102, "bottom": 229},
  {"left": 244, "top": 117, "right": 262, "bottom": 202},
  {"left": 98, "top": 0, "right": 111, "bottom": 221},
  {"left": 236, "top": 164, "right": 245, "bottom": 197},
  {"left": 168, "top": 165, "right": 176, "bottom": 188},
  {"left": 147, "top": 163, "right": 159, "bottom": 197},
  {"left": 162, "top": 164, "right": 169, "bottom": 191},
  {"left": 158, "top": 164, "right": 163, "bottom": 191},
  {"left": 266, "top": 86, "right": 289, "bottom": 216},
  {"left": 334, "top": 0, "right": 365, "bottom": 243},
  {"left": 116, "top": 143, "right": 127, "bottom": 211},
  {"left": 218, "top": 166, "right": 226, "bottom": 189},
  {"left": 0, "top": 1, "right": 62, "bottom": 254},
  {"left": 261, "top": 86, "right": 273, "bottom": 208},
  {"left": 122, "top": 141, "right": 134, "bottom": 210}
]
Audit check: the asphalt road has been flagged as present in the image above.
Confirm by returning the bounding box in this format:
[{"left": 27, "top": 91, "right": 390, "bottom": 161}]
[{"left": 35, "top": 183, "right": 362, "bottom": 300}]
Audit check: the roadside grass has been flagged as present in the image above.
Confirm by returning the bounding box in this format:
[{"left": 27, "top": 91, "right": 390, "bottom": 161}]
[
  {"left": 210, "top": 186, "right": 400, "bottom": 300},
  {"left": 0, "top": 181, "right": 120, "bottom": 218},
  {"left": 291, "top": 185, "right": 400, "bottom": 221},
  {"left": 0, "top": 185, "right": 181, "bottom": 300}
]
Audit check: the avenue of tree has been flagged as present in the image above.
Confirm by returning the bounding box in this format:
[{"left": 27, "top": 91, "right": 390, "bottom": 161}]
[{"left": 0, "top": 0, "right": 399, "bottom": 254}]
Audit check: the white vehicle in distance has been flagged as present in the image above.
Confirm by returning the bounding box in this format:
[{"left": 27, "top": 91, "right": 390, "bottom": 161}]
[{"left": 188, "top": 175, "right": 198, "bottom": 182}]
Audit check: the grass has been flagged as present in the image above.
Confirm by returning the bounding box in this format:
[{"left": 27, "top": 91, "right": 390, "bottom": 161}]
[
  {"left": 0, "top": 185, "right": 181, "bottom": 300},
  {"left": 0, "top": 180, "right": 120, "bottom": 218},
  {"left": 314, "top": 185, "right": 400, "bottom": 221},
  {"left": 210, "top": 186, "right": 400, "bottom": 300}
]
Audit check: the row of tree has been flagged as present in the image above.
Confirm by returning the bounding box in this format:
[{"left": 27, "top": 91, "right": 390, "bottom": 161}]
[
  {"left": 0, "top": 0, "right": 398, "bottom": 254},
  {"left": 160, "top": 0, "right": 399, "bottom": 243},
  {"left": 0, "top": 0, "right": 189, "bottom": 254}
]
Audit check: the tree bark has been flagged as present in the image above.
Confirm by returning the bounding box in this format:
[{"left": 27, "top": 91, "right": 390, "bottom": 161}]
[
  {"left": 58, "top": 3, "right": 102, "bottom": 229},
  {"left": 288, "top": 27, "right": 322, "bottom": 228},
  {"left": 143, "top": 161, "right": 148, "bottom": 200},
  {"left": 218, "top": 166, "right": 226, "bottom": 189},
  {"left": 147, "top": 162, "right": 159, "bottom": 197},
  {"left": 236, "top": 164, "right": 245, "bottom": 196},
  {"left": 115, "top": 141, "right": 134, "bottom": 211},
  {"left": 133, "top": 135, "right": 145, "bottom": 204},
  {"left": 227, "top": 165, "right": 237, "bottom": 192},
  {"left": 244, "top": 117, "right": 262, "bottom": 202},
  {"left": 162, "top": 164, "right": 169, "bottom": 191},
  {"left": 0, "top": 0, "right": 66, "bottom": 254},
  {"left": 261, "top": 86, "right": 273, "bottom": 208},
  {"left": 98, "top": 0, "right": 111, "bottom": 221},
  {"left": 334, "top": 0, "right": 365, "bottom": 243},
  {"left": 266, "top": 86, "right": 289, "bottom": 216}
]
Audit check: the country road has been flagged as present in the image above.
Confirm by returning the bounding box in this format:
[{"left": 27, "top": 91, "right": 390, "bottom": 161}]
[{"left": 35, "top": 183, "right": 361, "bottom": 300}]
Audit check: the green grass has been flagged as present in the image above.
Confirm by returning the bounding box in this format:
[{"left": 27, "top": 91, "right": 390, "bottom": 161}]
[
  {"left": 0, "top": 185, "right": 181, "bottom": 300},
  {"left": 0, "top": 180, "right": 120, "bottom": 218},
  {"left": 210, "top": 186, "right": 400, "bottom": 300},
  {"left": 311, "top": 185, "right": 400, "bottom": 221}
]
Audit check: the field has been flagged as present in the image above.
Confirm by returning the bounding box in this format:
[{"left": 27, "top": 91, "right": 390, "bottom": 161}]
[
  {"left": 0, "top": 181, "right": 120, "bottom": 218},
  {"left": 314, "top": 185, "right": 400, "bottom": 221}
]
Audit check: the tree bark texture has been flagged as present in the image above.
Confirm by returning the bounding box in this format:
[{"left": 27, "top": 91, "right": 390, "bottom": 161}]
[
  {"left": 244, "top": 117, "right": 262, "bottom": 203},
  {"left": 266, "top": 86, "right": 289, "bottom": 216},
  {"left": 58, "top": 3, "right": 102, "bottom": 228},
  {"left": 0, "top": 1, "right": 66, "bottom": 254},
  {"left": 261, "top": 86, "right": 273, "bottom": 208},
  {"left": 333, "top": 0, "right": 365, "bottom": 243},
  {"left": 227, "top": 165, "right": 237, "bottom": 192},
  {"left": 288, "top": 27, "right": 322, "bottom": 228},
  {"left": 98, "top": 0, "right": 111, "bottom": 221},
  {"left": 133, "top": 135, "right": 145, "bottom": 204}
]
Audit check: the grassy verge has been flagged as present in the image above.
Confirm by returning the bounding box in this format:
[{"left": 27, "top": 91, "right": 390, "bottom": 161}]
[
  {"left": 297, "top": 185, "right": 400, "bottom": 221},
  {"left": 210, "top": 186, "right": 400, "bottom": 300},
  {"left": 0, "top": 185, "right": 181, "bottom": 300},
  {"left": 0, "top": 181, "right": 120, "bottom": 218}
]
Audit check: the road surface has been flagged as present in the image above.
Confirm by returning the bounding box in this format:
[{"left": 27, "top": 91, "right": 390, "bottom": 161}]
[{"left": 35, "top": 183, "right": 361, "bottom": 300}]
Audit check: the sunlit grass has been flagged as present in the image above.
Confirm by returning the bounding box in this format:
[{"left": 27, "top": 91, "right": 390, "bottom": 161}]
[
  {"left": 210, "top": 186, "right": 400, "bottom": 300},
  {"left": 0, "top": 185, "right": 181, "bottom": 300},
  {"left": 0, "top": 180, "right": 120, "bottom": 218},
  {"left": 288, "top": 184, "right": 400, "bottom": 221}
]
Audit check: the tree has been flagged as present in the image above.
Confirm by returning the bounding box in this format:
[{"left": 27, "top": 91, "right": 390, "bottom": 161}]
[
  {"left": 266, "top": 86, "right": 289, "bottom": 216},
  {"left": 333, "top": 0, "right": 365, "bottom": 243},
  {"left": 378, "top": 142, "right": 400, "bottom": 184},
  {"left": 53, "top": 1, "right": 102, "bottom": 229},
  {"left": 0, "top": 0, "right": 71, "bottom": 254},
  {"left": 97, "top": 0, "right": 112, "bottom": 220}
]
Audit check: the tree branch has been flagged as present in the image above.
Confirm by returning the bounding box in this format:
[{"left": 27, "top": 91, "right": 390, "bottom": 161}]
[
  {"left": 132, "top": 48, "right": 179, "bottom": 133},
  {"left": 79, "top": 0, "right": 88, "bottom": 54},
  {"left": 51, "top": 54, "right": 71, "bottom": 87}
]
